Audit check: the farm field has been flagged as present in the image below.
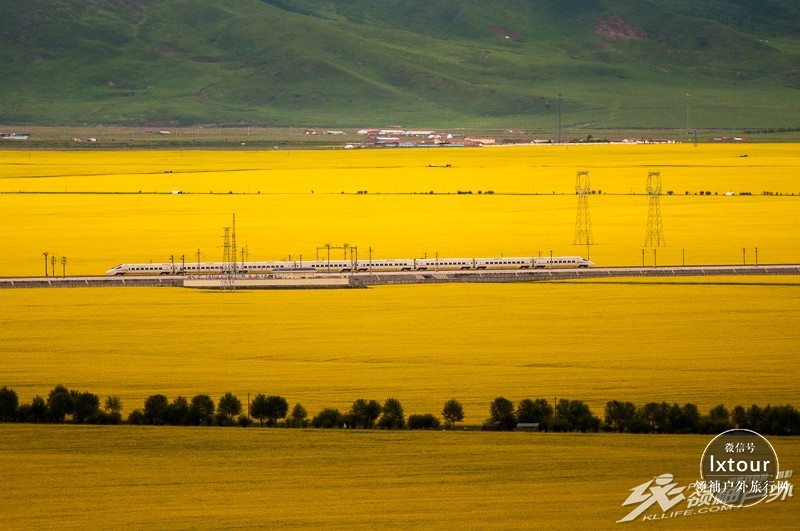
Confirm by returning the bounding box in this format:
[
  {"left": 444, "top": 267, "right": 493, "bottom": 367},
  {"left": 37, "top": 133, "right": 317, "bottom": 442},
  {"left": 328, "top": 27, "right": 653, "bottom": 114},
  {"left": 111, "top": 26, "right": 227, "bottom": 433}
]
[
  {"left": 0, "top": 425, "right": 797, "bottom": 529},
  {"left": 1, "top": 144, "right": 799, "bottom": 527},
  {"left": 2, "top": 280, "right": 799, "bottom": 421},
  {"left": 0, "top": 143, "right": 799, "bottom": 276}
]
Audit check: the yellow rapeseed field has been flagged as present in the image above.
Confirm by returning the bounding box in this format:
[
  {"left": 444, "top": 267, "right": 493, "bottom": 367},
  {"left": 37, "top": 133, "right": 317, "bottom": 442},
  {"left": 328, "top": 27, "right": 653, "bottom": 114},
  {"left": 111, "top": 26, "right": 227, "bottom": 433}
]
[
  {"left": 0, "top": 426, "right": 797, "bottom": 528},
  {"left": 0, "top": 143, "right": 799, "bottom": 275},
  {"left": 1, "top": 144, "right": 799, "bottom": 527},
  {"left": 2, "top": 280, "right": 798, "bottom": 421}
]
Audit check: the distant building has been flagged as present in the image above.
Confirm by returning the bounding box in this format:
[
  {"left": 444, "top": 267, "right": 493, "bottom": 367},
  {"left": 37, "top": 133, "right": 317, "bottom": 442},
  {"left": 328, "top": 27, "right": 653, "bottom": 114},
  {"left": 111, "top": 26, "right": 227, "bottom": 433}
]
[{"left": 464, "top": 137, "right": 495, "bottom": 146}]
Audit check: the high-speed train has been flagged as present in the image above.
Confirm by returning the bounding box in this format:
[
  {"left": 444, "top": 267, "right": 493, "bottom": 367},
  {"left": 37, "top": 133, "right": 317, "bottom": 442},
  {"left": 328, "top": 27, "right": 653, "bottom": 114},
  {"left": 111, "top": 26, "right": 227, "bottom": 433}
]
[{"left": 105, "top": 256, "right": 594, "bottom": 275}]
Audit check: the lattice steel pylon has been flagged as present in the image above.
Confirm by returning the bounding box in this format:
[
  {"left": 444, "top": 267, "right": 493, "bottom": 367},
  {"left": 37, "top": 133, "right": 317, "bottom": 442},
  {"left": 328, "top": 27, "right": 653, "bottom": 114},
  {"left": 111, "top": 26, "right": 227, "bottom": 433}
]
[
  {"left": 230, "top": 213, "right": 238, "bottom": 275},
  {"left": 221, "top": 226, "right": 235, "bottom": 291},
  {"left": 644, "top": 171, "right": 665, "bottom": 247},
  {"left": 574, "top": 171, "right": 593, "bottom": 245}
]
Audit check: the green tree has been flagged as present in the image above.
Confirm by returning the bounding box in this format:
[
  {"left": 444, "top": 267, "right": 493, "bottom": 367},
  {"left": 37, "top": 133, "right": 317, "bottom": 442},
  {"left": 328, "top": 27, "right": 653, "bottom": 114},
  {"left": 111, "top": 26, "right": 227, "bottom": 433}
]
[
  {"left": 249, "top": 394, "right": 270, "bottom": 426},
  {"left": 287, "top": 403, "right": 308, "bottom": 428},
  {"left": 756, "top": 405, "right": 800, "bottom": 435},
  {"left": 127, "top": 409, "right": 145, "bottom": 425},
  {"left": 408, "top": 413, "right": 440, "bottom": 429},
  {"left": 489, "top": 397, "right": 516, "bottom": 430},
  {"left": 189, "top": 394, "right": 215, "bottom": 426},
  {"left": 28, "top": 396, "right": 47, "bottom": 423},
  {"left": 47, "top": 384, "right": 74, "bottom": 423},
  {"left": 143, "top": 394, "right": 170, "bottom": 425},
  {"left": 71, "top": 390, "right": 100, "bottom": 424},
  {"left": 700, "top": 403, "right": 732, "bottom": 433},
  {"left": 0, "top": 386, "right": 19, "bottom": 422},
  {"left": 442, "top": 399, "right": 464, "bottom": 428},
  {"left": 104, "top": 395, "right": 122, "bottom": 415},
  {"left": 347, "top": 399, "right": 382, "bottom": 429},
  {"left": 218, "top": 392, "right": 242, "bottom": 423},
  {"left": 104, "top": 395, "right": 123, "bottom": 424},
  {"left": 263, "top": 395, "right": 289, "bottom": 427},
  {"left": 745, "top": 404, "right": 764, "bottom": 432},
  {"left": 639, "top": 402, "right": 670, "bottom": 433},
  {"left": 311, "top": 408, "right": 344, "bottom": 428},
  {"left": 553, "top": 399, "right": 600, "bottom": 432},
  {"left": 604, "top": 400, "right": 637, "bottom": 432},
  {"left": 517, "top": 398, "right": 553, "bottom": 425},
  {"left": 732, "top": 405, "right": 748, "bottom": 429},
  {"left": 378, "top": 398, "right": 405, "bottom": 430},
  {"left": 167, "top": 396, "right": 190, "bottom": 425}
]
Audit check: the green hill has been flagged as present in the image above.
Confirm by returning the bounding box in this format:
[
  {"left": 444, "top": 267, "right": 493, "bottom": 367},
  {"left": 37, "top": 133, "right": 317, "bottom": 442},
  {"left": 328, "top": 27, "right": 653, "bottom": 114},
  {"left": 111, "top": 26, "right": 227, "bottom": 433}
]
[{"left": 1, "top": 0, "right": 799, "bottom": 129}]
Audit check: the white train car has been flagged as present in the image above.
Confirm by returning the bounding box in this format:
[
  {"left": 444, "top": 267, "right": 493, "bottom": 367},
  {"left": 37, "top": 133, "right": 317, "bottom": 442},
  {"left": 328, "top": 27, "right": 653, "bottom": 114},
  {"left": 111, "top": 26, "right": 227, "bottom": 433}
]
[
  {"left": 106, "top": 256, "right": 594, "bottom": 275},
  {"left": 533, "top": 256, "right": 594, "bottom": 268}
]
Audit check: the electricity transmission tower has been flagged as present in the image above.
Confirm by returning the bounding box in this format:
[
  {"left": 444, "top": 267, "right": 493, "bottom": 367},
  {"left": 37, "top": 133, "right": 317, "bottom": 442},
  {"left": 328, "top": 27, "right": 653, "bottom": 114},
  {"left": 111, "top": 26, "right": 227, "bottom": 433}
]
[
  {"left": 574, "top": 171, "right": 593, "bottom": 246},
  {"left": 230, "top": 213, "right": 237, "bottom": 275},
  {"left": 221, "top": 226, "right": 235, "bottom": 291},
  {"left": 645, "top": 171, "right": 665, "bottom": 247}
]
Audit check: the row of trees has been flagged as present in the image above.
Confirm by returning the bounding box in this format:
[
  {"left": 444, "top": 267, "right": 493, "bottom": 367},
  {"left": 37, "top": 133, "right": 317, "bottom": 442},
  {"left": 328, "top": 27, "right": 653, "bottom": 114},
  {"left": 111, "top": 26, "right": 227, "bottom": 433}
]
[
  {"left": 603, "top": 400, "right": 800, "bottom": 435},
  {"left": 2, "top": 386, "right": 799, "bottom": 435},
  {"left": 0, "top": 385, "right": 123, "bottom": 425},
  {"left": 486, "top": 397, "right": 800, "bottom": 435},
  {"left": 486, "top": 397, "right": 598, "bottom": 432},
  {"left": 0, "top": 386, "right": 431, "bottom": 430}
]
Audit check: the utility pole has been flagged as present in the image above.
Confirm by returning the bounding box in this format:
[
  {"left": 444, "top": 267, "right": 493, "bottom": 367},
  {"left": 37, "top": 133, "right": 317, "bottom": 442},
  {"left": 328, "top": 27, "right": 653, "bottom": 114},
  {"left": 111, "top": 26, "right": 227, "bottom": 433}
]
[
  {"left": 685, "top": 92, "right": 691, "bottom": 135},
  {"left": 51, "top": 255, "right": 57, "bottom": 277},
  {"left": 61, "top": 256, "right": 67, "bottom": 278},
  {"left": 43, "top": 252, "right": 49, "bottom": 277},
  {"left": 557, "top": 91, "right": 563, "bottom": 144}
]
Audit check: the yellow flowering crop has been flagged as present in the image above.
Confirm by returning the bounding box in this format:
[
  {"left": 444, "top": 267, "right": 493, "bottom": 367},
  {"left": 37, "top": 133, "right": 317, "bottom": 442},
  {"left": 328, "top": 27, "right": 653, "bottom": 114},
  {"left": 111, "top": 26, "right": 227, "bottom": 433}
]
[{"left": 0, "top": 143, "right": 798, "bottom": 276}]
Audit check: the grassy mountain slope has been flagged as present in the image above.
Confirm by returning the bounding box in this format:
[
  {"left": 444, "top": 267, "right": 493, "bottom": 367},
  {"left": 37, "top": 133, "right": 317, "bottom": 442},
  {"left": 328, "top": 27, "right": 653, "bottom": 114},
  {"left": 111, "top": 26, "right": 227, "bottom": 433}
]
[{"left": 1, "top": 0, "right": 799, "bottom": 128}]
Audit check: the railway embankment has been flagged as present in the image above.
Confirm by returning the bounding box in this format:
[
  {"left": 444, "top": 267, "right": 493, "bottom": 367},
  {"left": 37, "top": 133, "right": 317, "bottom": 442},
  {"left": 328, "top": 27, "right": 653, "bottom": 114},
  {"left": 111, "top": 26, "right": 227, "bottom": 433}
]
[
  {"left": 0, "top": 276, "right": 183, "bottom": 289},
  {"left": 351, "top": 264, "right": 800, "bottom": 287},
  {"left": 1, "top": 265, "right": 798, "bottom": 290}
]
